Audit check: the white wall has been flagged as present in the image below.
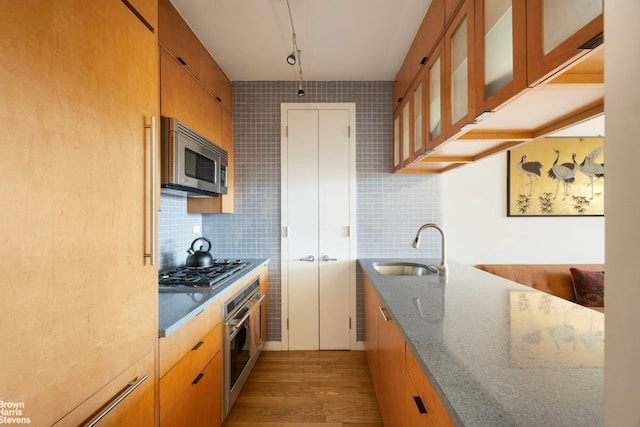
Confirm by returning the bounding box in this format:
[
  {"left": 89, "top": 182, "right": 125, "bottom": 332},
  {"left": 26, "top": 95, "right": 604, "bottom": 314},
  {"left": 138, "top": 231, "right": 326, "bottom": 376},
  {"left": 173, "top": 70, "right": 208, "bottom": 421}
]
[
  {"left": 605, "top": 0, "right": 640, "bottom": 424},
  {"left": 442, "top": 152, "right": 605, "bottom": 265}
]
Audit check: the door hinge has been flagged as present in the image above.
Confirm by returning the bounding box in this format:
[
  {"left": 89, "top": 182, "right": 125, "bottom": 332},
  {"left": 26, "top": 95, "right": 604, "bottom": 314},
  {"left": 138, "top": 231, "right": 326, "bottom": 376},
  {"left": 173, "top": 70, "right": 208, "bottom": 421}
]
[
  {"left": 286, "top": 318, "right": 289, "bottom": 330},
  {"left": 282, "top": 226, "right": 288, "bottom": 238}
]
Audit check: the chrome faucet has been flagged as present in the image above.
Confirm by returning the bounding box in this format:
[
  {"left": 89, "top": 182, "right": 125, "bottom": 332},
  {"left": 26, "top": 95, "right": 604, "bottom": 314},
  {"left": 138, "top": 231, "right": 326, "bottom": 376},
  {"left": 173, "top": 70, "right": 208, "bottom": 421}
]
[{"left": 412, "top": 223, "right": 447, "bottom": 277}]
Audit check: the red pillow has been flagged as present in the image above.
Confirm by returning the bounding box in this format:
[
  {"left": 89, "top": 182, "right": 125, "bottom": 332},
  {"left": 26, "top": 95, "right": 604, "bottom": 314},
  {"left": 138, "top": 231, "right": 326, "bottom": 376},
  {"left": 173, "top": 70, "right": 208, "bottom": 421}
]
[{"left": 569, "top": 267, "right": 605, "bottom": 307}]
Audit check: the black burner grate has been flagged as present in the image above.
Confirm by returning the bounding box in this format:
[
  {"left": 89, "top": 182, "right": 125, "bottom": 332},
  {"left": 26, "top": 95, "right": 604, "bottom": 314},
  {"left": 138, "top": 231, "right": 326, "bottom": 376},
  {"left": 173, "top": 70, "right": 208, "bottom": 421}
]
[{"left": 159, "top": 260, "right": 248, "bottom": 288}]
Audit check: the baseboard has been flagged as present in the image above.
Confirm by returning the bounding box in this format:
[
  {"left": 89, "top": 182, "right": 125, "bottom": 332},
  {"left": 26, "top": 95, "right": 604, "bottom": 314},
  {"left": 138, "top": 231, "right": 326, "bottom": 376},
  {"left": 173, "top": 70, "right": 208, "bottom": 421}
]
[{"left": 261, "top": 341, "right": 366, "bottom": 351}]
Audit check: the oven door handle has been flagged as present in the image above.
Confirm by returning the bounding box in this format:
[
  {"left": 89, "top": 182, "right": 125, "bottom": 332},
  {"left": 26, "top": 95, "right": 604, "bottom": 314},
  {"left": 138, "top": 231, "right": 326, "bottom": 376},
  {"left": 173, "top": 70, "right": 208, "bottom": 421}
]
[{"left": 225, "top": 294, "right": 265, "bottom": 339}]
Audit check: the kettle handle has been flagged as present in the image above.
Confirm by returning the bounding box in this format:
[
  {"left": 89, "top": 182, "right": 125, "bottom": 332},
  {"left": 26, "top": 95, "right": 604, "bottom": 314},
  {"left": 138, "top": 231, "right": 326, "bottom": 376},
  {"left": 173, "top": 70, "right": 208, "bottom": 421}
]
[{"left": 190, "top": 237, "right": 212, "bottom": 252}]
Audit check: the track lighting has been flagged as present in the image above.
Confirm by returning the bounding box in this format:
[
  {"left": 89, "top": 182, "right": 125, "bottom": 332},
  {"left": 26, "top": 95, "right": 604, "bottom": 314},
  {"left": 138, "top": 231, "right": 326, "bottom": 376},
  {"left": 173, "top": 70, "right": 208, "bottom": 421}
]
[{"left": 286, "top": 0, "right": 306, "bottom": 97}]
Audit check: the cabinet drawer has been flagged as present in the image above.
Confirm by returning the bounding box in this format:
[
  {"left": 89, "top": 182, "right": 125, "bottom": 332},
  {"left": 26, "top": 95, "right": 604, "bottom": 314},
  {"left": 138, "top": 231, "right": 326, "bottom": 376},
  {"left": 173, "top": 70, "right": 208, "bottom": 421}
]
[
  {"left": 160, "top": 353, "right": 222, "bottom": 427},
  {"left": 159, "top": 299, "right": 220, "bottom": 377},
  {"left": 159, "top": 324, "right": 221, "bottom": 418},
  {"left": 53, "top": 350, "right": 155, "bottom": 427},
  {"left": 405, "top": 348, "right": 455, "bottom": 427}
]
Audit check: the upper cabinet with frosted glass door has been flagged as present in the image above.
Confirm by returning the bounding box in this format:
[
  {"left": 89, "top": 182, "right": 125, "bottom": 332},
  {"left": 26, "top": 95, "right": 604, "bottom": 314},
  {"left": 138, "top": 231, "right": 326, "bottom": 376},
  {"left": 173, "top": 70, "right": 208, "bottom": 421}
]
[
  {"left": 474, "top": 0, "right": 527, "bottom": 113},
  {"left": 443, "top": 0, "right": 477, "bottom": 139},
  {"left": 526, "top": 0, "right": 603, "bottom": 85}
]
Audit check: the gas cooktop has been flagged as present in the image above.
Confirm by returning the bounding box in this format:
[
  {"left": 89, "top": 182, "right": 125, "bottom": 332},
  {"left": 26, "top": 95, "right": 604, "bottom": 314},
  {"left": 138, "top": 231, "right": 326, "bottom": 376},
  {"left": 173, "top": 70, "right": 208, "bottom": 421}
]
[{"left": 159, "top": 260, "right": 249, "bottom": 290}]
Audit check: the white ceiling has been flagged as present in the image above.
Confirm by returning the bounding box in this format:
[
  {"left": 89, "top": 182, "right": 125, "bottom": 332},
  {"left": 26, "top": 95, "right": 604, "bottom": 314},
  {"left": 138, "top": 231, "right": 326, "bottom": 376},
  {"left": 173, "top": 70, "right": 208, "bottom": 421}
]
[{"left": 169, "top": 0, "right": 433, "bottom": 81}]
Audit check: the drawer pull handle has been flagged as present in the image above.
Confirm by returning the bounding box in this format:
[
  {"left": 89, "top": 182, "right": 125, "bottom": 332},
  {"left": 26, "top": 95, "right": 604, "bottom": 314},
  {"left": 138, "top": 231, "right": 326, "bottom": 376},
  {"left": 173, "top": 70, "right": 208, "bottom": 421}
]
[
  {"left": 413, "top": 396, "right": 428, "bottom": 414},
  {"left": 192, "top": 373, "right": 205, "bottom": 385},
  {"left": 192, "top": 340, "right": 204, "bottom": 351},
  {"left": 83, "top": 375, "right": 148, "bottom": 426},
  {"left": 378, "top": 306, "right": 391, "bottom": 322}
]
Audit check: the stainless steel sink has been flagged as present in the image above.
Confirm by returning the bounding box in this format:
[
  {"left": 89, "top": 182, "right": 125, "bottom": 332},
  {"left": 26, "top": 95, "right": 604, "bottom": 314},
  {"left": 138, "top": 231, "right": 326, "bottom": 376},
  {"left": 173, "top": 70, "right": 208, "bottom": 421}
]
[{"left": 372, "top": 262, "right": 438, "bottom": 276}]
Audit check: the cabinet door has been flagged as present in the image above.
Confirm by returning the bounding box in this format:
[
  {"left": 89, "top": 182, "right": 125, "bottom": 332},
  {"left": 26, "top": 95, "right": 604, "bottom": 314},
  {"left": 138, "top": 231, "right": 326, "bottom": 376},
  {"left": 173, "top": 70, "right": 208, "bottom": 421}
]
[
  {"left": 526, "top": 0, "right": 603, "bottom": 85},
  {"left": 425, "top": 42, "right": 446, "bottom": 151},
  {"left": 444, "top": 0, "right": 477, "bottom": 138},
  {"left": 393, "top": 110, "right": 402, "bottom": 170},
  {"left": 160, "top": 46, "right": 222, "bottom": 144},
  {"left": 187, "top": 109, "right": 235, "bottom": 214},
  {"left": 161, "top": 354, "right": 222, "bottom": 427},
  {"left": 411, "top": 75, "right": 427, "bottom": 159},
  {"left": 158, "top": 0, "right": 200, "bottom": 78},
  {"left": 400, "top": 98, "right": 412, "bottom": 167},
  {"left": 363, "top": 275, "right": 381, "bottom": 397},
  {"left": 53, "top": 351, "right": 156, "bottom": 427},
  {"left": 199, "top": 43, "right": 233, "bottom": 112},
  {"left": 474, "top": 0, "right": 527, "bottom": 112},
  {"left": 378, "top": 304, "right": 408, "bottom": 426},
  {"left": 0, "top": 1, "right": 158, "bottom": 423}
]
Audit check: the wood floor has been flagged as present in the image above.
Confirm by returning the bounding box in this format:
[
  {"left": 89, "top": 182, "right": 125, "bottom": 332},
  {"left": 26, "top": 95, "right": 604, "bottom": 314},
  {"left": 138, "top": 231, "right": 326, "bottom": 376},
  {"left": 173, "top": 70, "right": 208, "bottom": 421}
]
[{"left": 222, "top": 350, "right": 383, "bottom": 427}]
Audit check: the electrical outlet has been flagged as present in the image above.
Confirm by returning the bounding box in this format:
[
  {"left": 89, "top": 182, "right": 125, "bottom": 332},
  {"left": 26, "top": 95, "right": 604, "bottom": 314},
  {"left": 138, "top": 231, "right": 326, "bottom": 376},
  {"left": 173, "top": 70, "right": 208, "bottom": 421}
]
[{"left": 192, "top": 225, "right": 201, "bottom": 234}]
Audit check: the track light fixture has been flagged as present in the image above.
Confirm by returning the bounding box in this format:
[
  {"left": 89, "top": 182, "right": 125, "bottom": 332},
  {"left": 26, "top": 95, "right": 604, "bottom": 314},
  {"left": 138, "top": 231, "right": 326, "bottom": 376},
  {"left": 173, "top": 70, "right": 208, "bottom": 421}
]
[{"left": 286, "top": 0, "right": 306, "bottom": 96}]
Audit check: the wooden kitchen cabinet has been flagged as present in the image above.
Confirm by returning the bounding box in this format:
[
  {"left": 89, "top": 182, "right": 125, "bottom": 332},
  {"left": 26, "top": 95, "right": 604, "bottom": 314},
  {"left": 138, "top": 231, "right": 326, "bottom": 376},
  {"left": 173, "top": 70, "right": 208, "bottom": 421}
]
[
  {"left": 159, "top": 0, "right": 200, "bottom": 78},
  {"left": 443, "top": 0, "right": 477, "bottom": 139},
  {"left": 364, "top": 274, "right": 408, "bottom": 426},
  {"left": 159, "top": 0, "right": 235, "bottom": 214},
  {"left": 364, "top": 273, "right": 455, "bottom": 426},
  {"left": 161, "top": 46, "right": 222, "bottom": 144},
  {"left": 125, "top": 0, "right": 157, "bottom": 30},
  {"left": 363, "top": 275, "right": 381, "bottom": 395},
  {"left": 161, "top": 354, "right": 222, "bottom": 427},
  {"left": 392, "top": 0, "right": 445, "bottom": 107},
  {"left": 377, "top": 302, "right": 409, "bottom": 426},
  {"left": 187, "top": 109, "right": 235, "bottom": 213},
  {"left": 473, "top": 0, "right": 527, "bottom": 113},
  {"left": 53, "top": 351, "right": 156, "bottom": 426},
  {"left": 159, "top": 300, "right": 222, "bottom": 426},
  {"left": 199, "top": 43, "right": 233, "bottom": 112},
  {"left": 526, "top": 0, "right": 603, "bottom": 86},
  {"left": 425, "top": 41, "right": 446, "bottom": 152},
  {"left": 0, "top": 1, "right": 158, "bottom": 424},
  {"left": 405, "top": 348, "right": 455, "bottom": 427}
]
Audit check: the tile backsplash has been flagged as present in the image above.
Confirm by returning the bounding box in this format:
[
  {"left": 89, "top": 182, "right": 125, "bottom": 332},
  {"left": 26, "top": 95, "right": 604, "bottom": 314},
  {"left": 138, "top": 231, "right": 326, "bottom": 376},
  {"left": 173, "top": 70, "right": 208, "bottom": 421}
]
[{"left": 159, "top": 81, "right": 442, "bottom": 342}]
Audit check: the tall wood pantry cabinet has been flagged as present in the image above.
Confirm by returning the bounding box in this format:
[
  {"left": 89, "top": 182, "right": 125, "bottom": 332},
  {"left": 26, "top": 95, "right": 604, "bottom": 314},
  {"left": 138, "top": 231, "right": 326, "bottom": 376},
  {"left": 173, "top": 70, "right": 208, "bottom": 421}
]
[{"left": 0, "top": 1, "right": 159, "bottom": 424}]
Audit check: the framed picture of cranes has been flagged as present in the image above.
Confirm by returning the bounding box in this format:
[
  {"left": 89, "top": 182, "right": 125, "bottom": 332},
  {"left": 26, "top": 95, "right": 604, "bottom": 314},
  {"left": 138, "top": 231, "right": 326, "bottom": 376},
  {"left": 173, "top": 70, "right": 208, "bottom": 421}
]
[{"left": 507, "top": 137, "right": 604, "bottom": 216}]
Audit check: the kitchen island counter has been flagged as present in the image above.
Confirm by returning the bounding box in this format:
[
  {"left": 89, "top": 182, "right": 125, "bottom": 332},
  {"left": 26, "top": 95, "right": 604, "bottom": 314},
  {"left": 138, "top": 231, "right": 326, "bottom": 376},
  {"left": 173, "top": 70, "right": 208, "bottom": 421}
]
[
  {"left": 359, "top": 259, "right": 604, "bottom": 426},
  {"left": 159, "top": 258, "right": 269, "bottom": 337}
]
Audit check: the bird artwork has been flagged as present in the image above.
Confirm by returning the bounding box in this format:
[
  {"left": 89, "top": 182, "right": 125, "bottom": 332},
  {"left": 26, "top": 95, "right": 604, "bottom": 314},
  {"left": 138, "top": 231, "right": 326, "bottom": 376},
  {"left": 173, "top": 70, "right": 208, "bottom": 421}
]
[
  {"left": 547, "top": 149, "right": 577, "bottom": 200},
  {"left": 577, "top": 146, "right": 605, "bottom": 199},
  {"left": 516, "top": 155, "right": 543, "bottom": 196}
]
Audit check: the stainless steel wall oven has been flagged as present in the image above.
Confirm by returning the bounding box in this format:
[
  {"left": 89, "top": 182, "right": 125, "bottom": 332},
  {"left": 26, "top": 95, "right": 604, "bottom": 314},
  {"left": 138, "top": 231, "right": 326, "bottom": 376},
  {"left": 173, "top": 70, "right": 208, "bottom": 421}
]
[{"left": 222, "top": 278, "right": 264, "bottom": 418}]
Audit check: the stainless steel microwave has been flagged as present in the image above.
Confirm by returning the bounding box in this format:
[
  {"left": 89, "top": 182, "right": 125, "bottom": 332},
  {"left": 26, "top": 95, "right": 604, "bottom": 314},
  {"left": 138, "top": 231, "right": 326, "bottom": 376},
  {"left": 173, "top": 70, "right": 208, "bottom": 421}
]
[{"left": 160, "top": 117, "right": 228, "bottom": 197}]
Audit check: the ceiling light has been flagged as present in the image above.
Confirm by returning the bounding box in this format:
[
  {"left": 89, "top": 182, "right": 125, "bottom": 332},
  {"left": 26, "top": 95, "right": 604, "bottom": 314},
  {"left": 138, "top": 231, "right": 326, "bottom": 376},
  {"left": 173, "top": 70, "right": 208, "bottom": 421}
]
[{"left": 286, "top": 0, "right": 307, "bottom": 97}]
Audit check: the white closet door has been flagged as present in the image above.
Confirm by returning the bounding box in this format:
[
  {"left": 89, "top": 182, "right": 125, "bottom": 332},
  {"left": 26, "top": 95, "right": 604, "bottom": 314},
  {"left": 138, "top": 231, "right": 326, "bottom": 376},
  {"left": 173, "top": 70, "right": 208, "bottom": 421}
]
[
  {"left": 286, "top": 109, "right": 320, "bottom": 350},
  {"left": 318, "top": 109, "right": 351, "bottom": 349},
  {"left": 282, "top": 103, "right": 356, "bottom": 351}
]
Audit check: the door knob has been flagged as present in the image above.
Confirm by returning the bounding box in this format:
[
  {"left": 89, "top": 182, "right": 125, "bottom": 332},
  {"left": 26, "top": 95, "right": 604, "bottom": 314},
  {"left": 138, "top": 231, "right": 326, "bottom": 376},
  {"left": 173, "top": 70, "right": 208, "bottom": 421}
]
[
  {"left": 299, "top": 255, "right": 315, "bottom": 262},
  {"left": 321, "top": 255, "right": 338, "bottom": 262}
]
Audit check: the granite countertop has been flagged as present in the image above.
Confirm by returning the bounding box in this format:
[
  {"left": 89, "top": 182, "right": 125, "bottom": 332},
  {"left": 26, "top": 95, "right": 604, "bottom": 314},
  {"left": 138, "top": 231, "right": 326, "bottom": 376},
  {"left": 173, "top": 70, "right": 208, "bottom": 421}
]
[
  {"left": 158, "top": 258, "right": 269, "bottom": 337},
  {"left": 358, "top": 259, "right": 604, "bottom": 427}
]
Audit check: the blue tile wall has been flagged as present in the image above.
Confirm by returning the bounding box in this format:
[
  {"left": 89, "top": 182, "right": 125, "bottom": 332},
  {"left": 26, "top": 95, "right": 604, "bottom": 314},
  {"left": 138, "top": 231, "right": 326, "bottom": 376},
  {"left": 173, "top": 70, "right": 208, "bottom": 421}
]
[{"left": 159, "top": 81, "right": 442, "bottom": 343}]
